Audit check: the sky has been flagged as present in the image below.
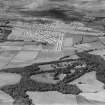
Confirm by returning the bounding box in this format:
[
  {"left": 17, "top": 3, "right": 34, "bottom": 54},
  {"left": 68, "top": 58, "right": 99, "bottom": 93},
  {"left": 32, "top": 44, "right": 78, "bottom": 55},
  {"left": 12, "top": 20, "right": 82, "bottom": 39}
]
[
  {"left": 1, "top": 0, "right": 105, "bottom": 11},
  {"left": 0, "top": 0, "right": 105, "bottom": 19}
]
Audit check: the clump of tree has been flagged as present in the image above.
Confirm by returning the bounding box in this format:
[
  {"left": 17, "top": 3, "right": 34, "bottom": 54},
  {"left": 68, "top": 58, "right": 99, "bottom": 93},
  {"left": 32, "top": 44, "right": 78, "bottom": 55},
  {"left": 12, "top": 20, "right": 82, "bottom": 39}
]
[
  {"left": 76, "top": 51, "right": 105, "bottom": 84},
  {"left": 1, "top": 50, "right": 105, "bottom": 105}
]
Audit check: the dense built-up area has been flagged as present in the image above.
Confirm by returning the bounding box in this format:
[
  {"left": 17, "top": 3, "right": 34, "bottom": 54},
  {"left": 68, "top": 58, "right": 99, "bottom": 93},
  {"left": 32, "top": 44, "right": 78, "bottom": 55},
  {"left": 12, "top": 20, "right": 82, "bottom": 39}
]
[
  {"left": 0, "top": 18, "right": 105, "bottom": 105},
  {"left": 6, "top": 20, "right": 105, "bottom": 49}
]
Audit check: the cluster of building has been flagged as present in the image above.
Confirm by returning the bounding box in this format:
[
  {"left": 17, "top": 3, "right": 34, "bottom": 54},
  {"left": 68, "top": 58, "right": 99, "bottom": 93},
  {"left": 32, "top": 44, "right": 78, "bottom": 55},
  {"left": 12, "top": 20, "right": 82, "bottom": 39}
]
[
  {"left": 7, "top": 20, "right": 105, "bottom": 51},
  {"left": 7, "top": 21, "right": 63, "bottom": 44},
  {"left": 8, "top": 28, "right": 60, "bottom": 44}
]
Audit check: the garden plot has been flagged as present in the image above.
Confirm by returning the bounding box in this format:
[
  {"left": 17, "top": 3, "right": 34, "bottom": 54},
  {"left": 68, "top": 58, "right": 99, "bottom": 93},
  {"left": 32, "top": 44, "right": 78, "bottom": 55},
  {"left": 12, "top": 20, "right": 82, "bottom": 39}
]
[
  {"left": 11, "top": 51, "right": 38, "bottom": 63},
  {"left": 76, "top": 95, "right": 93, "bottom": 105},
  {"left": 79, "top": 90, "right": 105, "bottom": 102},
  {"left": 31, "top": 73, "right": 59, "bottom": 84},
  {"left": 37, "top": 50, "right": 63, "bottom": 59},
  {"left": 0, "top": 51, "right": 18, "bottom": 60},
  {"left": 27, "top": 91, "right": 77, "bottom": 105},
  {"left": 22, "top": 45, "right": 42, "bottom": 51},
  {"left": 0, "top": 42, "right": 25, "bottom": 46},
  {"left": 89, "top": 41, "right": 105, "bottom": 50},
  {"left": 99, "top": 37, "right": 105, "bottom": 45},
  {"left": 33, "top": 57, "right": 56, "bottom": 63},
  {"left": 0, "top": 51, "right": 18, "bottom": 70},
  {"left": 4, "top": 59, "right": 38, "bottom": 68},
  {"left": 74, "top": 43, "right": 92, "bottom": 51},
  {"left": 0, "top": 90, "right": 14, "bottom": 105},
  {"left": 83, "top": 36, "right": 98, "bottom": 43},
  {"left": 89, "top": 49, "right": 105, "bottom": 59},
  {"left": 0, "top": 46, "right": 22, "bottom": 51},
  {"left": 35, "top": 50, "right": 63, "bottom": 63},
  {"left": 76, "top": 95, "right": 105, "bottom": 105},
  {"left": 39, "top": 64, "right": 53, "bottom": 71},
  {"left": 0, "top": 73, "right": 21, "bottom": 88},
  {"left": 63, "top": 38, "right": 73, "bottom": 47}
]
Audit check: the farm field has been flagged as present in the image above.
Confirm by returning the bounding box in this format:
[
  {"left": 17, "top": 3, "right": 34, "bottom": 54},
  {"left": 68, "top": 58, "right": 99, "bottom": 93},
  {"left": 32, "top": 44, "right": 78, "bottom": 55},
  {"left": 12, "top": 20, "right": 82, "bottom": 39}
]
[{"left": 1, "top": 0, "right": 105, "bottom": 105}]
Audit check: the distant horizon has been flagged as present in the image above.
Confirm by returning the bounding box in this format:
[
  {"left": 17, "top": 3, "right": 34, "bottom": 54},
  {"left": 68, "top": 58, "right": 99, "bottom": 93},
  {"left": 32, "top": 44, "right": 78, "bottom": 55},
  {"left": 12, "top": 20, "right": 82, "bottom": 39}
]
[{"left": 1, "top": 0, "right": 105, "bottom": 19}]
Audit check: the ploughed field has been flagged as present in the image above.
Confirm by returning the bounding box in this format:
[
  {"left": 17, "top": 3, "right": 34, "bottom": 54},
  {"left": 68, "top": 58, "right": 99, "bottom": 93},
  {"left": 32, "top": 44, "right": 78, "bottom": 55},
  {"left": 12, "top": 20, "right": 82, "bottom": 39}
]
[{"left": 0, "top": 51, "right": 105, "bottom": 105}]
